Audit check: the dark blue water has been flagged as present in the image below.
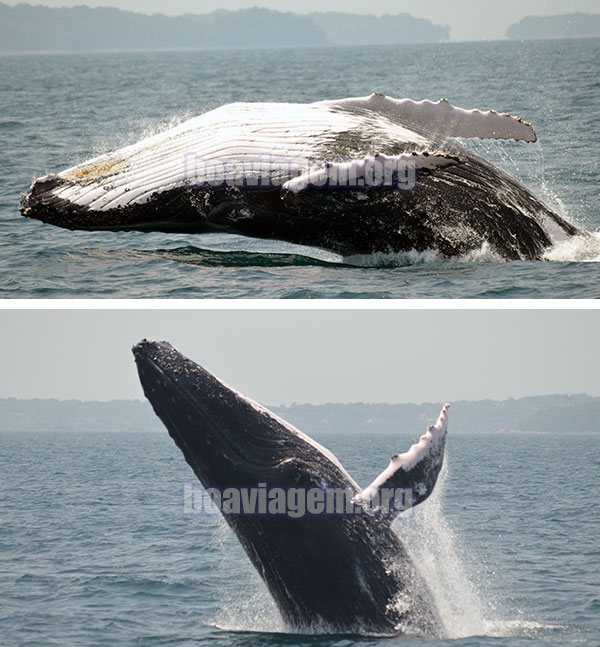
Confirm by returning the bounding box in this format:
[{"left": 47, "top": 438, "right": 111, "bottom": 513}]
[
  {"left": 1, "top": 40, "right": 599, "bottom": 298},
  {"left": 0, "top": 430, "right": 598, "bottom": 645}
]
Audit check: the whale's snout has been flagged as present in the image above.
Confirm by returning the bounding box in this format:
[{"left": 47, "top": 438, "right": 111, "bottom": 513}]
[
  {"left": 21, "top": 170, "right": 209, "bottom": 235},
  {"left": 20, "top": 174, "right": 67, "bottom": 227},
  {"left": 132, "top": 340, "right": 181, "bottom": 375},
  {"left": 133, "top": 339, "right": 253, "bottom": 490}
]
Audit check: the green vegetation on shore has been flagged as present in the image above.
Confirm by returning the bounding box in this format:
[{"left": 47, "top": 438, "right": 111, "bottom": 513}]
[
  {"left": 507, "top": 13, "right": 600, "bottom": 40},
  {"left": 1, "top": 395, "right": 598, "bottom": 434},
  {"left": 0, "top": 3, "right": 449, "bottom": 52}
]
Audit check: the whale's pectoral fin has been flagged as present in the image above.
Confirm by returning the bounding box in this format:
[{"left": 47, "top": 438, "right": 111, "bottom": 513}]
[
  {"left": 322, "top": 93, "right": 537, "bottom": 143},
  {"left": 356, "top": 403, "right": 449, "bottom": 519},
  {"left": 282, "top": 153, "right": 460, "bottom": 194}
]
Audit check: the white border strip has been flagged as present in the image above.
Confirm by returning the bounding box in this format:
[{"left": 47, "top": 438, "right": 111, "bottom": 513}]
[{"left": 2, "top": 299, "right": 599, "bottom": 310}]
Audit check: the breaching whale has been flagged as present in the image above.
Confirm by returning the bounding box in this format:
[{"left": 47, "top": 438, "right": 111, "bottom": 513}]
[
  {"left": 133, "top": 340, "right": 450, "bottom": 636},
  {"left": 21, "top": 94, "right": 578, "bottom": 261}
]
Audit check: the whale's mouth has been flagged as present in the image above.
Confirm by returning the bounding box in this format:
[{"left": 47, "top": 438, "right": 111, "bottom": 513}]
[{"left": 21, "top": 175, "right": 211, "bottom": 234}]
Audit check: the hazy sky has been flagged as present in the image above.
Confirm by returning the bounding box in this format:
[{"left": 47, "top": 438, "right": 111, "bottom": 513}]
[
  {"left": 5, "top": 0, "right": 599, "bottom": 41},
  {"left": 1, "top": 309, "right": 598, "bottom": 404}
]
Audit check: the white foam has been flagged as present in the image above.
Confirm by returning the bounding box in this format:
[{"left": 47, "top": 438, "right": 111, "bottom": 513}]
[
  {"left": 343, "top": 242, "right": 506, "bottom": 268},
  {"left": 457, "top": 241, "right": 506, "bottom": 263},
  {"left": 211, "top": 588, "right": 284, "bottom": 634},
  {"left": 485, "top": 619, "right": 569, "bottom": 638},
  {"left": 544, "top": 231, "right": 600, "bottom": 263}
]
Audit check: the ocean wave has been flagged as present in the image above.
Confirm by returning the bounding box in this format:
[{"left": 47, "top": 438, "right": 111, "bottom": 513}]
[
  {"left": 138, "top": 246, "right": 349, "bottom": 269},
  {"left": 123, "top": 241, "right": 516, "bottom": 270},
  {"left": 153, "top": 235, "right": 600, "bottom": 269}
]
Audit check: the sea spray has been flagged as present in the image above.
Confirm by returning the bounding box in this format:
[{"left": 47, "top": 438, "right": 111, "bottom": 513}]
[
  {"left": 396, "top": 462, "right": 494, "bottom": 639},
  {"left": 209, "top": 513, "right": 283, "bottom": 634}
]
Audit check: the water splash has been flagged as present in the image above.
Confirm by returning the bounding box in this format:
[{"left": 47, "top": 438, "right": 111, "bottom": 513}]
[
  {"left": 458, "top": 242, "right": 505, "bottom": 263},
  {"left": 343, "top": 243, "right": 505, "bottom": 268},
  {"left": 210, "top": 515, "right": 284, "bottom": 634},
  {"left": 544, "top": 231, "right": 600, "bottom": 263},
  {"left": 466, "top": 137, "right": 600, "bottom": 264},
  {"left": 211, "top": 587, "right": 284, "bottom": 635},
  {"left": 396, "top": 466, "right": 567, "bottom": 641},
  {"left": 396, "top": 463, "right": 494, "bottom": 639},
  {"left": 208, "top": 461, "right": 561, "bottom": 640},
  {"left": 88, "top": 113, "right": 196, "bottom": 161},
  {"left": 343, "top": 248, "right": 440, "bottom": 268}
]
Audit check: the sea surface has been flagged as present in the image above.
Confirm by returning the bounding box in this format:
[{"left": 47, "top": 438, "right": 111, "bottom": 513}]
[
  {"left": 0, "top": 429, "right": 598, "bottom": 646},
  {"left": 1, "top": 39, "right": 600, "bottom": 298}
]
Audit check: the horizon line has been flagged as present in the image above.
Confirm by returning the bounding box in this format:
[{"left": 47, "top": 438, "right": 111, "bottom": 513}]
[
  {"left": 0, "top": 393, "right": 596, "bottom": 407},
  {"left": 3, "top": 35, "right": 600, "bottom": 58}
]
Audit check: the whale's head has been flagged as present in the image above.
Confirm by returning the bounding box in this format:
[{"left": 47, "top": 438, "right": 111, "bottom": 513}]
[{"left": 132, "top": 340, "right": 356, "bottom": 494}]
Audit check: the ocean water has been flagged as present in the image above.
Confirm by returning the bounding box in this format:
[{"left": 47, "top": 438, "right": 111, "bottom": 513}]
[
  {"left": 1, "top": 39, "right": 600, "bottom": 299},
  {"left": 0, "top": 430, "right": 598, "bottom": 646}
]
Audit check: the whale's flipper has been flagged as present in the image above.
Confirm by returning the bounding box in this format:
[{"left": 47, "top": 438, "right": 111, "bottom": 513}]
[
  {"left": 282, "top": 152, "right": 460, "bottom": 194},
  {"left": 357, "top": 403, "right": 449, "bottom": 519},
  {"left": 322, "top": 94, "right": 537, "bottom": 143}
]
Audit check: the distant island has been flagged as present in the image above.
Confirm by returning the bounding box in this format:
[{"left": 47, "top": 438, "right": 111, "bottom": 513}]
[
  {"left": 0, "top": 3, "right": 449, "bottom": 53},
  {"left": 1, "top": 395, "right": 598, "bottom": 434},
  {"left": 507, "top": 13, "right": 600, "bottom": 40}
]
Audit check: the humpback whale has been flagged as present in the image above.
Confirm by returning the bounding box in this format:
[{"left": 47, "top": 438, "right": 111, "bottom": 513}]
[
  {"left": 133, "top": 340, "right": 450, "bottom": 636},
  {"left": 21, "top": 94, "right": 578, "bottom": 261}
]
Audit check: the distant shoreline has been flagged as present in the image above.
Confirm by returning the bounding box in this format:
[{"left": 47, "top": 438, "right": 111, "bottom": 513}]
[
  {"left": 507, "top": 12, "right": 600, "bottom": 41},
  {"left": 1, "top": 395, "right": 598, "bottom": 435},
  {"left": 1, "top": 4, "right": 599, "bottom": 53},
  {"left": 0, "top": 4, "right": 449, "bottom": 52}
]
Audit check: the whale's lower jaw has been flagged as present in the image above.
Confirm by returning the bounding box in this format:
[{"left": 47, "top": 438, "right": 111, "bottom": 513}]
[
  {"left": 20, "top": 175, "right": 211, "bottom": 235},
  {"left": 21, "top": 153, "right": 578, "bottom": 261}
]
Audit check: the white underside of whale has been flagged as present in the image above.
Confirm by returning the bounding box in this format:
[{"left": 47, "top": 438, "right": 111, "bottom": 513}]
[{"left": 47, "top": 94, "right": 538, "bottom": 213}]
